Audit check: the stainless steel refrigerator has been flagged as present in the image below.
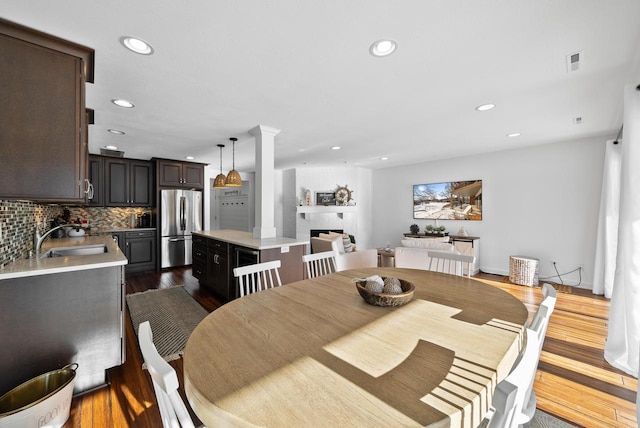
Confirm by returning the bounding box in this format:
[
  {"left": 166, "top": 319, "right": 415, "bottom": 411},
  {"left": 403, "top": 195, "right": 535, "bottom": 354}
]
[{"left": 160, "top": 189, "right": 203, "bottom": 268}]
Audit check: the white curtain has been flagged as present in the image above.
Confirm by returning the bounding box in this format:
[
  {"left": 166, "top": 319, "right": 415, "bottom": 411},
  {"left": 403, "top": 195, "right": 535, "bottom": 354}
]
[
  {"left": 592, "top": 140, "right": 621, "bottom": 297},
  {"left": 604, "top": 84, "right": 640, "bottom": 377}
]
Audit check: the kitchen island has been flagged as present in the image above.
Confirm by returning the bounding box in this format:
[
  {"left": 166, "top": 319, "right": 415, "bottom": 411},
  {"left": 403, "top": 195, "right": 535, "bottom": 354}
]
[
  {"left": 192, "top": 230, "right": 308, "bottom": 301},
  {"left": 0, "top": 235, "right": 127, "bottom": 395}
]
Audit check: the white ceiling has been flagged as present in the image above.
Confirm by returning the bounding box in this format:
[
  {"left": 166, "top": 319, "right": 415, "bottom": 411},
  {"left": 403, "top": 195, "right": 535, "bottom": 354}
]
[{"left": 3, "top": 1, "right": 640, "bottom": 172}]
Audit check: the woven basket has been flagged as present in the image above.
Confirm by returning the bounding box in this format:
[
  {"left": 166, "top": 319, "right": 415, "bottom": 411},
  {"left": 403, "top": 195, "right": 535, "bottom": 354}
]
[{"left": 509, "top": 256, "right": 539, "bottom": 286}]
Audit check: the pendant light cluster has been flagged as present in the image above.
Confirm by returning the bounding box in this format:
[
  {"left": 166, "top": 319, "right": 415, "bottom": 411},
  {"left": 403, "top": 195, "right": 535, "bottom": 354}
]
[{"left": 212, "top": 137, "right": 242, "bottom": 189}]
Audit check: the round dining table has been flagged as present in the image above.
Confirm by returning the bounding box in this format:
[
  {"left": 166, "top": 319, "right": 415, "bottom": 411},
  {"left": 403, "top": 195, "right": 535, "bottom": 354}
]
[{"left": 183, "top": 267, "right": 529, "bottom": 428}]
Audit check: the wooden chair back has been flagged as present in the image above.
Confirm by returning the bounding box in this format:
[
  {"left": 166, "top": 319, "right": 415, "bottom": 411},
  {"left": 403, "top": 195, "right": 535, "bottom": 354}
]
[
  {"left": 302, "top": 251, "right": 337, "bottom": 278},
  {"left": 233, "top": 260, "right": 282, "bottom": 297},
  {"left": 138, "top": 321, "right": 196, "bottom": 428},
  {"left": 427, "top": 250, "right": 476, "bottom": 277}
]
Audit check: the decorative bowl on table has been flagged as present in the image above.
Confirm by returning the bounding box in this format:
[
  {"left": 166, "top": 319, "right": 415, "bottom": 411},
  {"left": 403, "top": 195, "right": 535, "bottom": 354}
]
[{"left": 355, "top": 277, "right": 415, "bottom": 307}]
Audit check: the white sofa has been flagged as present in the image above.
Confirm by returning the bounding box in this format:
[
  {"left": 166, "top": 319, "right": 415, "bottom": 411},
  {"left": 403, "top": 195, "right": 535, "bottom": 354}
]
[{"left": 395, "top": 237, "right": 457, "bottom": 272}]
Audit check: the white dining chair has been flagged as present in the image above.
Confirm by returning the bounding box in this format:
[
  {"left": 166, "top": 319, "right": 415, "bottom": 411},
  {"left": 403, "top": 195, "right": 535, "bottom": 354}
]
[
  {"left": 138, "top": 321, "right": 199, "bottom": 428},
  {"left": 514, "top": 282, "right": 558, "bottom": 423},
  {"left": 529, "top": 283, "right": 557, "bottom": 353},
  {"left": 233, "top": 260, "right": 282, "bottom": 297},
  {"left": 427, "top": 250, "right": 476, "bottom": 277},
  {"left": 394, "top": 246, "right": 430, "bottom": 270},
  {"left": 334, "top": 248, "right": 378, "bottom": 272},
  {"left": 302, "top": 251, "right": 337, "bottom": 278},
  {"left": 486, "top": 328, "right": 541, "bottom": 428}
]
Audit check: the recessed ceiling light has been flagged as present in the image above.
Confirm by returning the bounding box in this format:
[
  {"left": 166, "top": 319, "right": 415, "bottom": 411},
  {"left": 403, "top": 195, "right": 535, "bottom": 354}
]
[
  {"left": 105, "top": 145, "right": 119, "bottom": 150},
  {"left": 107, "top": 129, "right": 125, "bottom": 135},
  {"left": 380, "top": 157, "right": 389, "bottom": 161},
  {"left": 185, "top": 156, "right": 195, "bottom": 160},
  {"left": 370, "top": 40, "right": 397, "bottom": 57},
  {"left": 111, "top": 99, "right": 135, "bottom": 108},
  {"left": 506, "top": 133, "right": 521, "bottom": 138},
  {"left": 475, "top": 103, "right": 496, "bottom": 111},
  {"left": 120, "top": 36, "right": 154, "bottom": 55},
  {"left": 331, "top": 146, "right": 341, "bottom": 150}
]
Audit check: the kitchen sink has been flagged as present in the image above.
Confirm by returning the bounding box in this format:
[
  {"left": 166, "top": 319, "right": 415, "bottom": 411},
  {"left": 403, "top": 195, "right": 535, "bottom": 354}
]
[{"left": 42, "top": 244, "right": 108, "bottom": 258}]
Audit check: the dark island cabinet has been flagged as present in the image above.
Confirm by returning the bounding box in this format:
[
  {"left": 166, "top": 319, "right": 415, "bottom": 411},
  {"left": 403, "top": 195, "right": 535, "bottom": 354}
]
[
  {"left": 192, "top": 234, "right": 207, "bottom": 281},
  {"left": 192, "top": 233, "right": 305, "bottom": 302},
  {"left": 207, "top": 239, "right": 231, "bottom": 300},
  {"left": 105, "top": 158, "right": 153, "bottom": 207},
  {"left": 0, "top": 19, "right": 94, "bottom": 203},
  {"left": 155, "top": 158, "right": 206, "bottom": 189}
]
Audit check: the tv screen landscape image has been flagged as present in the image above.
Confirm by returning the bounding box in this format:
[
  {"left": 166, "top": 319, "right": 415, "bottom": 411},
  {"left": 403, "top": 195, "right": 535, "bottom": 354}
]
[{"left": 413, "top": 180, "right": 482, "bottom": 220}]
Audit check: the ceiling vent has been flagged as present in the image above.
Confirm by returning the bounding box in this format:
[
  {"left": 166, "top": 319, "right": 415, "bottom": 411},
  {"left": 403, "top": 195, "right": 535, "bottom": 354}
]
[
  {"left": 566, "top": 51, "right": 583, "bottom": 72},
  {"left": 100, "top": 148, "right": 124, "bottom": 157}
]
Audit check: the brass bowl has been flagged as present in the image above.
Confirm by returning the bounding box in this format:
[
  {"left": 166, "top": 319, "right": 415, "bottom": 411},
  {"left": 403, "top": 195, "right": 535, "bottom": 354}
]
[{"left": 355, "top": 278, "right": 415, "bottom": 307}]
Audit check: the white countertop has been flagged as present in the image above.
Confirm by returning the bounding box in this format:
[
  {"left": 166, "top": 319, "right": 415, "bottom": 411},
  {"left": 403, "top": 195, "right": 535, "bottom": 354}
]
[
  {"left": 194, "top": 230, "right": 308, "bottom": 250},
  {"left": 0, "top": 235, "right": 128, "bottom": 280}
]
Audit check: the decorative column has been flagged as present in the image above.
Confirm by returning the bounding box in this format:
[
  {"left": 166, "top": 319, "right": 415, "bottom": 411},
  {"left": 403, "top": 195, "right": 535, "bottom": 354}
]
[{"left": 249, "top": 125, "right": 281, "bottom": 239}]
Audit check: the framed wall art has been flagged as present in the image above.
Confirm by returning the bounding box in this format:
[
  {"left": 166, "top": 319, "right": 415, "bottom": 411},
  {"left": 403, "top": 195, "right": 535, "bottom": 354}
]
[
  {"left": 315, "top": 191, "right": 336, "bottom": 206},
  {"left": 413, "top": 180, "right": 482, "bottom": 220}
]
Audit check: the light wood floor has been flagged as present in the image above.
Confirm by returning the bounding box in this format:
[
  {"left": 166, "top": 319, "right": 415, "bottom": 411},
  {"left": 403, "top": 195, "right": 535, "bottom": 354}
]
[{"left": 61, "top": 268, "right": 637, "bottom": 427}]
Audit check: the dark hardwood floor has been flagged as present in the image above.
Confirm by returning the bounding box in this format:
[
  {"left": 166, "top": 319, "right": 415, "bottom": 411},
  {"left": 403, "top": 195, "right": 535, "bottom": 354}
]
[{"left": 62, "top": 268, "right": 636, "bottom": 427}]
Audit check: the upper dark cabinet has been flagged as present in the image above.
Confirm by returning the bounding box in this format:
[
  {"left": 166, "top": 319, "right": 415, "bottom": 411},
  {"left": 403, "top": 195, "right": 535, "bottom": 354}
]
[
  {"left": 87, "top": 155, "right": 104, "bottom": 206},
  {"left": 105, "top": 158, "right": 153, "bottom": 207},
  {"left": 155, "top": 159, "right": 206, "bottom": 189},
  {"left": 0, "top": 19, "right": 94, "bottom": 203}
]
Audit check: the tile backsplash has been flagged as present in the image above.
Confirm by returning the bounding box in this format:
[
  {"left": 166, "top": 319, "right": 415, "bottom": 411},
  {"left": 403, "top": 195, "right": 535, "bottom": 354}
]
[
  {"left": 0, "top": 200, "right": 152, "bottom": 268},
  {"left": 64, "top": 206, "right": 151, "bottom": 231},
  {"left": 0, "top": 200, "right": 62, "bottom": 266}
]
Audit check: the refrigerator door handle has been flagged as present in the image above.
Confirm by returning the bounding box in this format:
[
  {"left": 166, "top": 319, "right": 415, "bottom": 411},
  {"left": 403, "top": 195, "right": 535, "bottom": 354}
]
[
  {"left": 180, "top": 196, "right": 186, "bottom": 231},
  {"left": 168, "top": 237, "right": 187, "bottom": 242}
]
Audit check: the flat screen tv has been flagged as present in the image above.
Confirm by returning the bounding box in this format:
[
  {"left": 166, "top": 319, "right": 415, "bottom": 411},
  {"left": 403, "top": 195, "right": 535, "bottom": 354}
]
[{"left": 413, "top": 180, "right": 482, "bottom": 220}]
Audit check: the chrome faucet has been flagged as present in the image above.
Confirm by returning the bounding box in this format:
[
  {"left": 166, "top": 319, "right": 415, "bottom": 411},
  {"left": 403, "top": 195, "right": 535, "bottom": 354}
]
[{"left": 34, "top": 224, "right": 71, "bottom": 254}]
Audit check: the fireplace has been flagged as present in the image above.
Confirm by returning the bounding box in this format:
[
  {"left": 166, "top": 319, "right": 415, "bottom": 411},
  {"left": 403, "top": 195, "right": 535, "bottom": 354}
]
[{"left": 310, "top": 229, "right": 343, "bottom": 238}]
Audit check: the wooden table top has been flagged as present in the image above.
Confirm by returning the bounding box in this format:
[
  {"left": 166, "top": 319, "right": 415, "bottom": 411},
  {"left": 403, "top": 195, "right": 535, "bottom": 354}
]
[{"left": 183, "top": 267, "right": 528, "bottom": 428}]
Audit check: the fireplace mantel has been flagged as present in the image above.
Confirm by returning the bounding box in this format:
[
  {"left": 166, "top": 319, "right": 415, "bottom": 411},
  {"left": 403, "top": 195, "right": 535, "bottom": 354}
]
[{"left": 296, "top": 205, "right": 357, "bottom": 219}]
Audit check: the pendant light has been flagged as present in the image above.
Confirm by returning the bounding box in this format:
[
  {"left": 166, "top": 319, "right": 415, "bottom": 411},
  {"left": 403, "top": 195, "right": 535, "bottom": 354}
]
[
  {"left": 213, "top": 144, "right": 227, "bottom": 189},
  {"left": 225, "top": 137, "right": 242, "bottom": 186}
]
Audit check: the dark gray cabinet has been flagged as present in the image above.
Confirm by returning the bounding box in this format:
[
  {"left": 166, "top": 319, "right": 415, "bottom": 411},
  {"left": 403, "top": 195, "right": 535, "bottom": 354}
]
[
  {"left": 192, "top": 234, "right": 304, "bottom": 302},
  {"left": 0, "top": 19, "right": 94, "bottom": 203},
  {"left": 0, "top": 265, "right": 124, "bottom": 394},
  {"left": 124, "top": 230, "right": 156, "bottom": 273},
  {"left": 192, "top": 234, "right": 232, "bottom": 300},
  {"left": 88, "top": 155, "right": 104, "bottom": 206},
  {"left": 208, "top": 239, "right": 231, "bottom": 300},
  {"left": 155, "top": 158, "right": 205, "bottom": 189},
  {"left": 192, "top": 234, "right": 207, "bottom": 281},
  {"left": 105, "top": 158, "right": 153, "bottom": 207}
]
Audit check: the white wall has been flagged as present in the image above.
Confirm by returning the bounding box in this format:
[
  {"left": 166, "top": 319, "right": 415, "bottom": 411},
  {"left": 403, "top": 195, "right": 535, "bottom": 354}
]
[
  {"left": 372, "top": 136, "right": 607, "bottom": 289},
  {"left": 282, "top": 167, "right": 373, "bottom": 249}
]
